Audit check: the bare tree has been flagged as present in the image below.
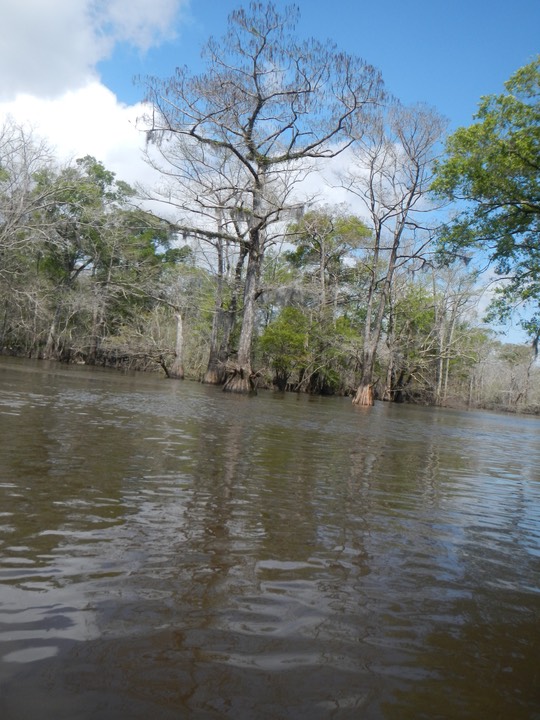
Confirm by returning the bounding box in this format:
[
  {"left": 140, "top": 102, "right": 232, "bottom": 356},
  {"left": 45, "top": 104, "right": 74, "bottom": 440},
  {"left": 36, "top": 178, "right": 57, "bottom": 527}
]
[
  {"left": 0, "top": 121, "right": 58, "bottom": 288},
  {"left": 140, "top": 2, "right": 384, "bottom": 393},
  {"left": 0, "top": 121, "right": 64, "bottom": 354},
  {"left": 340, "top": 102, "right": 447, "bottom": 405},
  {"left": 429, "top": 265, "right": 481, "bottom": 405},
  {"left": 141, "top": 141, "right": 252, "bottom": 384}
]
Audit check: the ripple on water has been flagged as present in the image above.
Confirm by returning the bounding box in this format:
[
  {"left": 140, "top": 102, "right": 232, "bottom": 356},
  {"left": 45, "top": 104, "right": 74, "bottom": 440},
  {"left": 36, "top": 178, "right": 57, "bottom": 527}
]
[{"left": 1, "top": 362, "right": 540, "bottom": 719}]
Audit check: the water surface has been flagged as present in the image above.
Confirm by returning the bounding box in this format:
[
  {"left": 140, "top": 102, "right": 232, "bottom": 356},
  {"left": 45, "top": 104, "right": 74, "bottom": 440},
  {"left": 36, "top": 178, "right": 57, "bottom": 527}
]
[{"left": 0, "top": 357, "right": 539, "bottom": 719}]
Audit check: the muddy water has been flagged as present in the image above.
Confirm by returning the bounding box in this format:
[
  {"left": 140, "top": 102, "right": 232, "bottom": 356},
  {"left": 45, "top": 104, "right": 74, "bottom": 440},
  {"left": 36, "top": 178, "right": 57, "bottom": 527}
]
[{"left": 0, "top": 357, "right": 539, "bottom": 719}]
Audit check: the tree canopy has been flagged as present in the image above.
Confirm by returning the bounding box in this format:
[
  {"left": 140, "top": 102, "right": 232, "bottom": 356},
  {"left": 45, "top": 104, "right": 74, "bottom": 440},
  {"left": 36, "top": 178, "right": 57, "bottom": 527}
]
[{"left": 433, "top": 55, "right": 540, "bottom": 340}]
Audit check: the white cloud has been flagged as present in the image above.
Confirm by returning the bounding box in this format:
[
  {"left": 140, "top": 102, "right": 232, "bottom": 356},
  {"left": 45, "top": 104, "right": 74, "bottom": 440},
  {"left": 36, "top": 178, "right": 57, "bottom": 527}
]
[
  {"left": 0, "top": 0, "right": 189, "bottom": 196},
  {"left": 101, "top": 0, "right": 183, "bottom": 51},
  {"left": 1, "top": 0, "right": 98, "bottom": 99},
  {"left": 0, "top": 83, "right": 155, "bottom": 186},
  {"left": 0, "top": 0, "right": 187, "bottom": 100}
]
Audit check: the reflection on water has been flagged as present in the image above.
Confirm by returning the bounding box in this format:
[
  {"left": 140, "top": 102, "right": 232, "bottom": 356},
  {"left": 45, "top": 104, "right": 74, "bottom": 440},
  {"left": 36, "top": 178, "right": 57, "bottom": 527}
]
[{"left": 0, "top": 357, "right": 539, "bottom": 719}]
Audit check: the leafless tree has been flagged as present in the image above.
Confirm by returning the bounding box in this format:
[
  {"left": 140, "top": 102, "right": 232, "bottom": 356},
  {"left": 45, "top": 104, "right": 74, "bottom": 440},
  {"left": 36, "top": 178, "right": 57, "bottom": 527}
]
[
  {"left": 339, "top": 102, "right": 447, "bottom": 405},
  {"left": 140, "top": 2, "right": 384, "bottom": 392},
  {"left": 0, "top": 121, "right": 62, "bottom": 353},
  {"left": 0, "top": 120, "right": 58, "bottom": 269}
]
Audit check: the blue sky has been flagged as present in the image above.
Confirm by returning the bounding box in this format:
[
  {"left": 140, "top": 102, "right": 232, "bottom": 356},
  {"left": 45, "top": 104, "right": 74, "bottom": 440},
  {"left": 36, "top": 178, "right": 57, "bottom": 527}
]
[
  {"left": 98, "top": 0, "right": 539, "bottom": 132},
  {"left": 1, "top": 0, "right": 537, "bottom": 170}
]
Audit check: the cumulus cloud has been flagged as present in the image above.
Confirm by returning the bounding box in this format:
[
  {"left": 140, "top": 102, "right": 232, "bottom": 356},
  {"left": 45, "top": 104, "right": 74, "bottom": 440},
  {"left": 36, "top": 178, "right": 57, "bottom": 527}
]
[
  {"left": 0, "top": 0, "right": 189, "bottom": 192},
  {"left": 0, "top": 0, "right": 187, "bottom": 100},
  {"left": 0, "top": 85, "right": 158, "bottom": 207},
  {"left": 1, "top": 83, "right": 148, "bottom": 180}
]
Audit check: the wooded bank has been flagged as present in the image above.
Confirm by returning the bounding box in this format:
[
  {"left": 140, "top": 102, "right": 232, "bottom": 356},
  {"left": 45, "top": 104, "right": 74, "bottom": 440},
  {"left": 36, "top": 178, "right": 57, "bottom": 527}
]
[{"left": 1, "top": 6, "right": 538, "bottom": 411}]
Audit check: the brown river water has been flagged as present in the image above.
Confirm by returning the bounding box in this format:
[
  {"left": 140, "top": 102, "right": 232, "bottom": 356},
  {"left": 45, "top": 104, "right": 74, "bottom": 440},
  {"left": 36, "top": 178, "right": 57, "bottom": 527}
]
[{"left": 0, "top": 356, "right": 539, "bottom": 719}]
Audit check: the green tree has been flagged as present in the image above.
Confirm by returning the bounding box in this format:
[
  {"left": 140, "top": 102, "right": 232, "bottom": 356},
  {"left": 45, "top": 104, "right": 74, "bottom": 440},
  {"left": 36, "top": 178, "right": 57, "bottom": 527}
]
[
  {"left": 23, "top": 156, "right": 172, "bottom": 362},
  {"left": 282, "top": 208, "right": 369, "bottom": 394},
  {"left": 382, "top": 279, "right": 437, "bottom": 403},
  {"left": 259, "top": 306, "right": 308, "bottom": 390},
  {"left": 433, "top": 56, "right": 540, "bottom": 341},
  {"left": 286, "top": 208, "right": 371, "bottom": 315}
]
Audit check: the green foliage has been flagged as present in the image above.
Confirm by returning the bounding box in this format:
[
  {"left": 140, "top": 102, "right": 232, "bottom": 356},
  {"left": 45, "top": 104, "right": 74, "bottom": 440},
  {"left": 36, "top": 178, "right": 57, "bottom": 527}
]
[
  {"left": 308, "top": 316, "right": 362, "bottom": 395},
  {"left": 0, "top": 147, "right": 184, "bottom": 361},
  {"left": 498, "top": 342, "right": 532, "bottom": 366},
  {"left": 162, "top": 245, "right": 193, "bottom": 265},
  {"left": 0, "top": 103, "right": 525, "bottom": 405},
  {"left": 433, "top": 55, "right": 540, "bottom": 338},
  {"left": 259, "top": 307, "right": 309, "bottom": 389},
  {"left": 391, "top": 284, "right": 437, "bottom": 371},
  {"left": 286, "top": 210, "right": 371, "bottom": 282},
  {"left": 394, "top": 284, "right": 435, "bottom": 337}
]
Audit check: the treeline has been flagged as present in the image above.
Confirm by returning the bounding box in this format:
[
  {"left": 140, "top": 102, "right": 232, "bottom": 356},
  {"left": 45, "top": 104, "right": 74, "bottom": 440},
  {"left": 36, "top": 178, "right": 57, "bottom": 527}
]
[
  {"left": 0, "top": 121, "right": 536, "bottom": 411},
  {"left": 1, "top": 4, "right": 538, "bottom": 411}
]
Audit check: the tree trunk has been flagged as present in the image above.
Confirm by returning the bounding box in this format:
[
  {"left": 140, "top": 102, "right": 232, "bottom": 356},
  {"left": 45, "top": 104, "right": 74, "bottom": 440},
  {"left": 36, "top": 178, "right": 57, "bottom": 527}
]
[
  {"left": 352, "top": 242, "right": 398, "bottom": 407},
  {"left": 352, "top": 240, "right": 394, "bottom": 407},
  {"left": 383, "top": 359, "right": 394, "bottom": 402},
  {"left": 87, "top": 299, "right": 104, "bottom": 365},
  {"left": 353, "top": 382, "right": 374, "bottom": 406},
  {"left": 204, "top": 303, "right": 238, "bottom": 384},
  {"left": 204, "top": 243, "right": 247, "bottom": 385},
  {"left": 382, "top": 303, "right": 395, "bottom": 401},
  {"left": 203, "top": 235, "right": 225, "bottom": 384},
  {"left": 43, "top": 303, "right": 62, "bottom": 360},
  {"left": 353, "top": 347, "right": 376, "bottom": 406},
  {"left": 204, "top": 307, "right": 227, "bottom": 384},
  {"left": 168, "top": 312, "right": 184, "bottom": 379},
  {"left": 0, "top": 305, "right": 9, "bottom": 351},
  {"left": 392, "top": 370, "right": 408, "bottom": 403},
  {"left": 223, "top": 237, "right": 261, "bottom": 394}
]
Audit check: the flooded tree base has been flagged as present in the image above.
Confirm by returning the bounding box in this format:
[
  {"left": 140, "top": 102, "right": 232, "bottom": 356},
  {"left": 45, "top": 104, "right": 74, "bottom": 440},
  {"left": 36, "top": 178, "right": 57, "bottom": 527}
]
[
  {"left": 223, "top": 367, "right": 258, "bottom": 394},
  {"left": 202, "top": 363, "right": 228, "bottom": 386},
  {"left": 202, "top": 371, "right": 220, "bottom": 385},
  {"left": 352, "top": 384, "right": 374, "bottom": 406},
  {"left": 168, "top": 369, "right": 184, "bottom": 380}
]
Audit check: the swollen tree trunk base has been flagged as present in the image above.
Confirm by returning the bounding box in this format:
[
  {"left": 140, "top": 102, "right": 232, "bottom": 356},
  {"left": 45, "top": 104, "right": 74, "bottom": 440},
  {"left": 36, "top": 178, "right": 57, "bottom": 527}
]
[
  {"left": 203, "top": 369, "right": 222, "bottom": 385},
  {"left": 203, "top": 362, "right": 227, "bottom": 385},
  {"left": 168, "top": 358, "right": 184, "bottom": 380},
  {"left": 168, "top": 368, "right": 184, "bottom": 380},
  {"left": 223, "top": 367, "right": 257, "bottom": 394},
  {"left": 352, "top": 383, "right": 374, "bottom": 406}
]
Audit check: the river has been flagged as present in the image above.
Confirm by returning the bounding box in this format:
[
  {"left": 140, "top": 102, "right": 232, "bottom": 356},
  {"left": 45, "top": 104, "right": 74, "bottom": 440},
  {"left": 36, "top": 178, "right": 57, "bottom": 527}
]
[{"left": 0, "top": 357, "right": 539, "bottom": 719}]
